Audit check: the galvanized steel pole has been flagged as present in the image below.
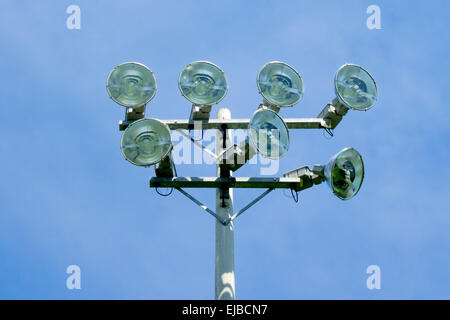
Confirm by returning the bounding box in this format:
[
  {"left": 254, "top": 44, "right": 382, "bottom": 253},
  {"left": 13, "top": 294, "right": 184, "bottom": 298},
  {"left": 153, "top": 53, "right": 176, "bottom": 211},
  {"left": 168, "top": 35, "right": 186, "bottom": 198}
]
[{"left": 215, "top": 108, "right": 235, "bottom": 300}]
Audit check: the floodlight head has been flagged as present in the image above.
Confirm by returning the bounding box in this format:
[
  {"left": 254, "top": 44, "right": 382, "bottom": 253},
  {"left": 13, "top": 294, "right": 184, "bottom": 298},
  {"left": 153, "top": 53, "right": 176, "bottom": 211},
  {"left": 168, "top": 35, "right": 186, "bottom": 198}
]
[
  {"left": 178, "top": 61, "right": 228, "bottom": 106},
  {"left": 106, "top": 62, "right": 157, "bottom": 108},
  {"left": 257, "top": 61, "right": 304, "bottom": 107},
  {"left": 120, "top": 118, "right": 172, "bottom": 167},
  {"left": 334, "top": 64, "right": 377, "bottom": 111},
  {"left": 324, "top": 147, "right": 364, "bottom": 200},
  {"left": 248, "top": 108, "right": 289, "bottom": 159}
]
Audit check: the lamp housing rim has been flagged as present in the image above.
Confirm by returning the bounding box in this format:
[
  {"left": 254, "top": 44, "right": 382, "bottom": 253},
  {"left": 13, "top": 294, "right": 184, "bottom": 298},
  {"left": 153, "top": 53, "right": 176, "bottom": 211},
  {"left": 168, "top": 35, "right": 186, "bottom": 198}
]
[
  {"left": 178, "top": 60, "right": 228, "bottom": 106},
  {"left": 326, "top": 147, "right": 365, "bottom": 200},
  {"left": 106, "top": 61, "right": 157, "bottom": 108},
  {"left": 256, "top": 60, "right": 304, "bottom": 107},
  {"left": 334, "top": 63, "right": 377, "bottom": 111},
  {"left": 248, "top": 107, "right": 290, "bottom": 160},
  {"left": 120, "top": 117, "right": 172, "bottom": 167}
]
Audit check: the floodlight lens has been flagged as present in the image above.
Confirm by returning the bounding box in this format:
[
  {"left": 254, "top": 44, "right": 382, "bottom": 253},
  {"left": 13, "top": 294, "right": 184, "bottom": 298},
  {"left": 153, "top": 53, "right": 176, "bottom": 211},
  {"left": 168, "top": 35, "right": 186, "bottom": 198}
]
[
  {"left": 257, "top": 61, "right": 303, "bottom": 107},
  {"left": 120, "top": 118, "right": 172, "bottom": 167},
  {"left": 178, "top": 61, "right": 227, "bottom": 105},
  {"left": 325, "top": 148, "right": 364, "bottom": 200},
  {"left": 106, "top": 62, "right": 157, "bottom": 107},
  {"left": 335, "top": 64, "right": 377, "bottom": 110},
  {"left": 248, "top": 108, "right": 289, "bottom": 159}
]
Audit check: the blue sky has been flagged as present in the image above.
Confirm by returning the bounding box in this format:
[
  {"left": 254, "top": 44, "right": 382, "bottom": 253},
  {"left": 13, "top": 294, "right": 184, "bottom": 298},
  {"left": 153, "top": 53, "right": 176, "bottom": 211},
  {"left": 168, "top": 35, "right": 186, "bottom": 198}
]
[{"left": 0, "top": 0, "right": 449, "bottom": 299}]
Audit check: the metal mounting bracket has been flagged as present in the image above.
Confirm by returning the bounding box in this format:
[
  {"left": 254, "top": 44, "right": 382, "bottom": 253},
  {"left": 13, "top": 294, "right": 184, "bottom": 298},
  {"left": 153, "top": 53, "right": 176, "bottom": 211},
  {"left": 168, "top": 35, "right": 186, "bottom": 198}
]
[{"left": 174, "top": 187, "right": 275, "bottom": 225}]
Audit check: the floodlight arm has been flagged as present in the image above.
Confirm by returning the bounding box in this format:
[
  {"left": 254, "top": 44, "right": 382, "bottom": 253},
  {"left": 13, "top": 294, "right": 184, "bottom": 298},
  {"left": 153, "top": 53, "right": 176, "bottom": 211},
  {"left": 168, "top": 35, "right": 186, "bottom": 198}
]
[
  {"left": 317, "top": 98, "right": 349, "bottom": 130},
  {"left": 119, "top": 104, "right": 147, "bottom": 130},
  {"left": 155, "top": 153, "right": 177, "bottom": 178},
  {"left": 125, "top": 105, "right": 146, "bottom": 121},
  {"left": 189, "top": 104, "right": 212, "bottom": 122},
  {"left": 283, "top": 165, "right": 326, "bottom": 191},
  {"left": 260, "top": 102, "right": 281, "bottom": 113}
]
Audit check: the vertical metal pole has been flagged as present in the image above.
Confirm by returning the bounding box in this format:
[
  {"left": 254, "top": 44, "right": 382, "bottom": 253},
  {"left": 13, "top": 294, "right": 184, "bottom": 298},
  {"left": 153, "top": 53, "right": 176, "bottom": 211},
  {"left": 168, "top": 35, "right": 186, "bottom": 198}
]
[{"left": 215, "top": 108, "right": 235, "bottom": 300}]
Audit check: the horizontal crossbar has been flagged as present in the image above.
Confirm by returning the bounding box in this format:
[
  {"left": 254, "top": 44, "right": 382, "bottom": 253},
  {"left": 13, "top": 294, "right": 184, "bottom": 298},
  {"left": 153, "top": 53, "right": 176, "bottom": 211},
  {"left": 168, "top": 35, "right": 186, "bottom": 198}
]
[
  {"left": 161, "top": 118, "right": 329, "bottom": 130},
  {"left": 150, "top": 177, "right": 303, "bottom": 189}
]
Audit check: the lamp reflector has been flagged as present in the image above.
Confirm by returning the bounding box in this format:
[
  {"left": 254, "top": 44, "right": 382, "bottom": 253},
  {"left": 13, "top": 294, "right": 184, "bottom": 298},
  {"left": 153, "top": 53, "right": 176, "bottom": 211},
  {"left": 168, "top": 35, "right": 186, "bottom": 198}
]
[
  {"left": 324, "top": 147, "right": 364, "bottom": 200},
  {"left": 257, "top": 61, "right": 304, "bottom": 107},
  {"left": 106, "top": 62, "right": 157, "bottom": 108},
  {"left": 334, "top": 64, "right": 377, "bottom": 111},
  {"left": 248, "top": 108, "right": 289, "bottom": 159},
  {"left": 120, "top": 118, "right": 172, "bottom": 167},
  {"left": 178, "top": 61, "right": 227, "bottom": 105}
]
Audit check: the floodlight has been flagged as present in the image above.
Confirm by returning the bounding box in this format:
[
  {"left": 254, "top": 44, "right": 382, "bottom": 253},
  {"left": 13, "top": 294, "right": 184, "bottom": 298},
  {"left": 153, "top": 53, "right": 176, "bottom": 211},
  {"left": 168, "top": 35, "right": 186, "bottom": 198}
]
[
  {"left": 120, "top": 118, "right": 172, "bottom": 167},
  {"left": 257, "top": 61, "right": 304, "bottom": 107},
  {"left": 106, "top": 62, "right": 157, "bottom": 108},
  {"left": 324, "top": 147, "right": 364, "bottom": 200},
  {"left": 334, "top": 64, "right": 377, "bottom": 111},
  {"left": 248, "top": 108, "right": 289, "bottom": 159},
  {"left": 178, "top": 61, "right": 228, "bottom": 106}
]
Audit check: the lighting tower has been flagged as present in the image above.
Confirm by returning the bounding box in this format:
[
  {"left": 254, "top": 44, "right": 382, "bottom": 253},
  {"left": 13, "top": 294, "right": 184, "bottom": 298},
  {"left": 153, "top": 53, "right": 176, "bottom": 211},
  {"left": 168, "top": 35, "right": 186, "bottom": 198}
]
[{"left": 106, "top": 61, "right": 377, "bottom": 299}]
